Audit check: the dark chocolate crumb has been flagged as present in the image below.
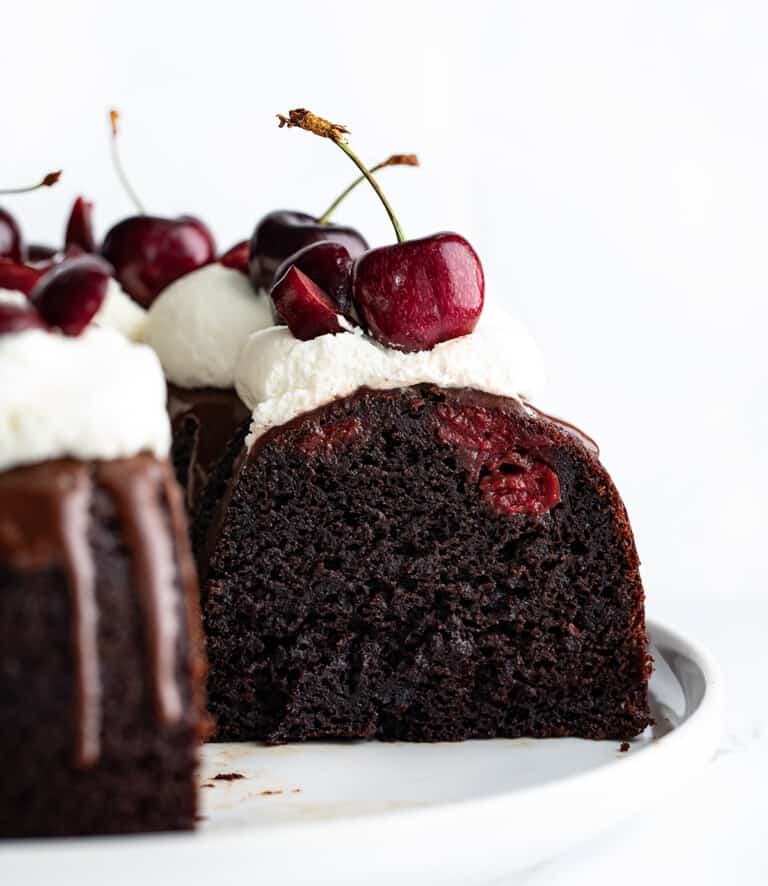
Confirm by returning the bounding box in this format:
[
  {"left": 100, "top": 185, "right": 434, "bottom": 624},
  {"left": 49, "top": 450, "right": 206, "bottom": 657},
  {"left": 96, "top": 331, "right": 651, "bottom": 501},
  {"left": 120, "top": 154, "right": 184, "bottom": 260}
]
[
  {"left": 620, "top": 741, "right": 631, "bottom": 752},
  {"left": 202, "top": 783, "right": 215, "bottom": 788},
  {"left": 213, "top": 772, "right": 245, "bottom": 781},
  {"left": 291, "top": 787, "right": 302, "bottom": 793},
  {"left": 260, "top": 789, "right": 283, "bottom": 796}
]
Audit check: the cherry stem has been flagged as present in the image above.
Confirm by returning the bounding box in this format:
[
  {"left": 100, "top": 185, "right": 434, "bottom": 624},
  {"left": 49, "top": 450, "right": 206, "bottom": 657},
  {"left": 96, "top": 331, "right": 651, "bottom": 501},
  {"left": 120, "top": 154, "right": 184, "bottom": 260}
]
[
  {"left": 317, "top": 154, "right": 418, "bottom": 225},
  {"left": 332, "top": 142, "right": 406, "bottom": 243},
  {"left": 109, "top": 109, "right": 145, "bottom": 214},
  {"left": 277, "top": 109, "right": 406, "bottom": 243},
  {"left": 0, "top": 170, "right": 62, "bottom": 195}
]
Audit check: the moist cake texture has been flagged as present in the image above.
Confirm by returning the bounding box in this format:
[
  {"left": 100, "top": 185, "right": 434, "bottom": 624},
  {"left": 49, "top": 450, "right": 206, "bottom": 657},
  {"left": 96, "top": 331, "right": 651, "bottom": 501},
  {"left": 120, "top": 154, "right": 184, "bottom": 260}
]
[{"left": 199, "top": 385, "right": 651, "bottom": 744}]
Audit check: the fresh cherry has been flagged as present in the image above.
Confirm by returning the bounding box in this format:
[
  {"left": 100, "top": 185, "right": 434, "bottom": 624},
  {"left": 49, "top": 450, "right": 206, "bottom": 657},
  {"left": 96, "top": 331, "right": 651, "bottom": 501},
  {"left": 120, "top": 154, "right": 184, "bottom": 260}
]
[
  {"left": 0, "top": 258, "right": 44, "bottom": 295},
  {"left": 0, "top": 300, "right": 47, "bottom": 335},
  {"left": 249, "top": 148, "right": 418, "bottom": 292},
  {"left": 277, "top": 109, "right": 482, "bottom": 352},
  {"left": 249, "top": 210, "right": 367, "bottom": 292},
  {"left": 99, "top": 109, "right": 216, "bottom": 307},
  {"left": 31, "top": 255, "right": 111, "bottom": 336},
  {"left": 101, "top": 215, "right": 215, "bottom": 307},
  {"left": 272, "top": 240, "right": 355, "bottom": 321},
  {"left": 353, "top": 233, "right": 483, "bottom": 351},
  {"left": 26, "top": 243, "right": 58, "bottom": 262},
  {"left": 65, "top": 196, "right": 97, "bottom": 253},
  {"left": 0, "top": 209, "right": 24, "bottom": 262},
  {"left": 270, "top": 265, "right": 348, "bottom": 340},
  {"left": 219, "top": 240, "right": 250, "bottom": 275}
]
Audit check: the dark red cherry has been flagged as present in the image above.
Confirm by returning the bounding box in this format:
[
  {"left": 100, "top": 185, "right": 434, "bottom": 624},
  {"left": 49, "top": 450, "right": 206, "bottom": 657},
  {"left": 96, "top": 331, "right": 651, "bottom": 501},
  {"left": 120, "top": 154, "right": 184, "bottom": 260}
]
[
  {"left": 26, "top": 243, "right": 58, "bottom": 263},
  {"left": 0, "top": 300, "right": 47, "bottom": 335},
  {"left": 352, "top": 233, "right": 484, "bottom": 352},
  {"left": 249, "top": 210, "right": 367, "bottom": 291},
  {"left": 272, "top": 240, "right": 354, "bottom": 323},
  {"left": 65, "top": 196, "right": 96, "bottom": 253},
  {"left": 270, "top": 265, "right": 349, "bottom": 340},
  {"left": 0, "top": 208, "right": 24, "bottom": 263},
  {"left": 219, "top": 240, "right": 250, "bottom": 275},
  {"left": 0, "top": 258, "right": 44, "bottom": 295},
  {"left": 31, "top": 255, "right": 112, "bottom": 336},
  {"left": 101, "top": 215, "right": 216, "bottom": 308}
]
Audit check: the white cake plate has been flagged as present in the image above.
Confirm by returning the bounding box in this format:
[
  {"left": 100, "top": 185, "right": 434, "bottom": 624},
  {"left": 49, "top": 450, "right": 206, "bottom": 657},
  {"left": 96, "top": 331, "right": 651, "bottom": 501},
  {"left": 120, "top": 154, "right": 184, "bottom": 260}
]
[{"left": 2, "top": 619, "right": 722, "bottom": 885}]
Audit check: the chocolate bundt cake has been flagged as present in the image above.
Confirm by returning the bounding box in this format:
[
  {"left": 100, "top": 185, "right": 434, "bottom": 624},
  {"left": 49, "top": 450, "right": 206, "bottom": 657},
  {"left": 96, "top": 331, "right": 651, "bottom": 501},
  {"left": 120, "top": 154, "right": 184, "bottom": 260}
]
[
  {"left": 196, "top": 319, "right": 652, "bottom": 744},
  {"left": 0, "top": 298, "right": 207, "bottom": 838},
  {"left": 142, "top": 263, "right": 272, "bottom": 512}
]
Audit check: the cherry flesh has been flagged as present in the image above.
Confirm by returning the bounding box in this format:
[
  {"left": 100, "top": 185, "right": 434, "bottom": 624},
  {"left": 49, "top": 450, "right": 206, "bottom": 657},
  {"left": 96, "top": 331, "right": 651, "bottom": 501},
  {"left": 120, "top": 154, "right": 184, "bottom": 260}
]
[
  {"left": 270, "top": 265, "right": 349, "bottom": 340},
  {"left": 101, "top": 215, "right": 216, "bottom": 308},
  {"left": 219, "top": 240, "right": 250, "bottom": 275},
  {"left": 249, "top": 210, "right": 367, "bottom": 292},
  {"left": 65, "top": 196, "right": 97, "bottom": 253},
  {"left": 31, "top": 255, "right": 112, "bottom": 336},
  {"left": 0, "top": 259, "right": 44, "bottom": 295},
  {"left": 435, "top": 403, "right": 560, "bottom": 516},
  {"left": 272, "top": 240, "right": 355, "bottom": 322}
]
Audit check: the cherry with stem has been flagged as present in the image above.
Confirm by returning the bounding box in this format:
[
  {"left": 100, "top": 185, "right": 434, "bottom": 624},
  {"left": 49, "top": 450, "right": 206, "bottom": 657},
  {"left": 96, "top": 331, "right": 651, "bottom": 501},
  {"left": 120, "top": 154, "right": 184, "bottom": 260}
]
[
  {"left": 277, "top": 108, "right": 484, "bottom": 353},
  {"left": 100, "top": 109, "right": 216, "bottom": 307}
]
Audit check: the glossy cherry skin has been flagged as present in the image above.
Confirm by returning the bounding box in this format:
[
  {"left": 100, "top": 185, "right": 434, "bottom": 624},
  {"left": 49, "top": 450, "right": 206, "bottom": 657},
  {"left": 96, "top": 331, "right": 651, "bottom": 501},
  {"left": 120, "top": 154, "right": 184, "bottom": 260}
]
[
  {"left": 219, "top": 240, "right": 250, "bottom": 275},
  {"left": 101, "top": 215, "right": 216, "bottom": 308},
  {"left": 271, "top": 265, "right": 348, "bottom": 340},
  {"left": 0, "top": 258, "right": 44, "bottom": 295},
  {"left": 249, "top": 210, "right": 368, "bottom": 291},
  {"left": 352, "top": 233, "right": 484, "bottom": 352},
  {"left": 0, "top": 208, "right": 24, "bottom": 263},
  {"left": 0, "top": 301, "right": 48, "bottom": 334},
  {"left": 272, "top": 240, "right": 354, "bottom": 322},
  {"left": 31, "top": 255, "right": 112, "bottom": 336},
  {"left": 65, "top": 196, "right": 97, "bottom": 253}
]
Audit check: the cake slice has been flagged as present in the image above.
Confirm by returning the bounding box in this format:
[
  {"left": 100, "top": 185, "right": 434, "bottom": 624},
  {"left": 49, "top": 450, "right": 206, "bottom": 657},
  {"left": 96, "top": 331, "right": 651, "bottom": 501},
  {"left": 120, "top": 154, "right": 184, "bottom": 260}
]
[
  {"left": 0, "top": 279, "right": 207, "bottom": 838},
  {"left": 194, "top": 110, "right": 652, "bottom": 745},
  {"left": 196, "top": 323, "right": 651, "bottom": 744}
]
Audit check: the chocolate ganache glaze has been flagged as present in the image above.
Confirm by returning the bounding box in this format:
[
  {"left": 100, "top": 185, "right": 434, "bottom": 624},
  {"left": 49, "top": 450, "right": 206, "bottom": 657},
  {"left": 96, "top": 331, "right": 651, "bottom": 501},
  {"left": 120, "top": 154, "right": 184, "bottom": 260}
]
[
  {"left": 167, "top": 384, "right": 250, "bottom": 513},
  {"left": 0, "top": 454, "right": 200, "bottom": 769}
]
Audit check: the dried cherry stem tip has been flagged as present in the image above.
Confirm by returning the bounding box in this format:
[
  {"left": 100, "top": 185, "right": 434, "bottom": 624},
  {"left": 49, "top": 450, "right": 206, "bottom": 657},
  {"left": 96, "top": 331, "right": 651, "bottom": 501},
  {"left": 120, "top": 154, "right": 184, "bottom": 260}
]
[
  {"left": 108, "top": 108, "right": 146, "bottom": 214},
  {"left": 318, "top": 153, "right": 419, "bottom": 225},
  {"left": 0, "top": 170, "right": 62, "bottom": 195},
  {"left": 277, "top": 108, "right": 406, "bottom": 243}
]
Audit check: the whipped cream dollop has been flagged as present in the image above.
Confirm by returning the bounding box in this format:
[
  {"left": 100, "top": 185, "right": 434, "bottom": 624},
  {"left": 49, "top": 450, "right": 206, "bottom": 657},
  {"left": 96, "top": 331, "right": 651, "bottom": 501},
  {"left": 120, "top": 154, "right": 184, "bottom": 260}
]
[
  {"left": 235, "top": 306, "right": 546, "bottom": 448},
  {"left": 143, "top": 264, "right": 273, "bottom": 389},
  {"left": 0, "top": 325, "right": 170, "bottom": 472},
  {"left": 94, "top": 278, "right": 147, "bottom": 341}
]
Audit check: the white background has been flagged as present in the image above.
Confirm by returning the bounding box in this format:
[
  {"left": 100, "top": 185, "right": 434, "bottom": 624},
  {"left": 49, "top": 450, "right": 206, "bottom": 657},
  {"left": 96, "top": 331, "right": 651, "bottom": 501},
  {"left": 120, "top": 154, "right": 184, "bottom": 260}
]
[{"left": 2, "top": 1, "right": 766, "bottom": 882}]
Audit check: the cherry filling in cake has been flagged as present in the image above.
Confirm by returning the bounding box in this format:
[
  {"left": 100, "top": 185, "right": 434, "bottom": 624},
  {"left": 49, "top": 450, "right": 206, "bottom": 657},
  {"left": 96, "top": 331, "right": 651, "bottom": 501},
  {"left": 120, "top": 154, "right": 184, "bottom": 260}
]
[{"left": 197, "top": 385, "right": 651, "bottom": 744}]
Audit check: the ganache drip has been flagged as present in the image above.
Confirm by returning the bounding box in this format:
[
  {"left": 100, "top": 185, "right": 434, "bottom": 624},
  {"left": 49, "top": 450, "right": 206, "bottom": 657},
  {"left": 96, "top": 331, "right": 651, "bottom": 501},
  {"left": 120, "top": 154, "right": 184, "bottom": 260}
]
[{"left": 0, "top": 456, "right": 185, "bottom": 769}]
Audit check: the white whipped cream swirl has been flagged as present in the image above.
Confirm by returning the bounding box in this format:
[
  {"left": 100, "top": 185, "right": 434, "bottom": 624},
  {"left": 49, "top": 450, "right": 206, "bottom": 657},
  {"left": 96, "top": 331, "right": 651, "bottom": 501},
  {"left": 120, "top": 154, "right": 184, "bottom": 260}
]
[
  {"left": 0, "top": 324, "right": 170, "bottom": 472},
  {"left": 143, "top": 264, "right": 273, "bottom": 389},
  {"left": 235, "top": 306, "right": 546, "bottom": 448}
]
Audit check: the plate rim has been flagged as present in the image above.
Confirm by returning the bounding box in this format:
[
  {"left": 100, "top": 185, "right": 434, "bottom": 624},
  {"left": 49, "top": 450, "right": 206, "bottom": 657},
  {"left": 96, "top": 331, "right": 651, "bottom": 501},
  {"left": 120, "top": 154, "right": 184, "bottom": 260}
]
[{"left": 2, "top": 616, "right": 723, "bottom": 858}]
